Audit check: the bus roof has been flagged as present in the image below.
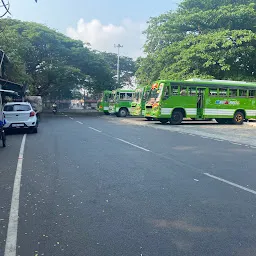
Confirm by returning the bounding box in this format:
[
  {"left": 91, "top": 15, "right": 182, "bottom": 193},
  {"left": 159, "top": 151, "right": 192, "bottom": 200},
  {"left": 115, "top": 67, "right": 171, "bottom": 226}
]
[
  {"left": 113, "top": 89, "right": 135, "bottom": 93},
  {"left": 154, "top": 79, "right": 256, "bottom": 89}
]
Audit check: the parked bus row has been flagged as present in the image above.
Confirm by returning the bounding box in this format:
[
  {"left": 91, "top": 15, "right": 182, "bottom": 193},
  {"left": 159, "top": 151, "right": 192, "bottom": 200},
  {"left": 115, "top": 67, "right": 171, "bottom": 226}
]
[{"left": 97, "top": 79, "right": 256, "bottom": 125}]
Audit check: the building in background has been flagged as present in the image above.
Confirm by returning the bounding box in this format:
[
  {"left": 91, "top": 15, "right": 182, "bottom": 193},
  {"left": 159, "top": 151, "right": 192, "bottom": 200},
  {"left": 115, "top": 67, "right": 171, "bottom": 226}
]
[{"left": 0, "top": 49, "right": 24, "bottom": 102}]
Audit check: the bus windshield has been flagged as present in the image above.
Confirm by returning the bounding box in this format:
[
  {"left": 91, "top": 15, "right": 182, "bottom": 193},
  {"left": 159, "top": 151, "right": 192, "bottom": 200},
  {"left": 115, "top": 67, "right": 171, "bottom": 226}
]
[
  {"left": 148, "top": 83, "right": 164, "bottom": 102},
  {"left": 104, "top": 93, "right": 111, "bottom": 103}
]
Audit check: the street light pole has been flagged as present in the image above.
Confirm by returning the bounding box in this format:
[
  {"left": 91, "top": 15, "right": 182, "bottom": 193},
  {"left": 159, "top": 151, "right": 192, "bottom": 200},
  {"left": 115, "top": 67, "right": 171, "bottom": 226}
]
[{"left": 114, "top": 44, "right": 123, "bottom": 86}]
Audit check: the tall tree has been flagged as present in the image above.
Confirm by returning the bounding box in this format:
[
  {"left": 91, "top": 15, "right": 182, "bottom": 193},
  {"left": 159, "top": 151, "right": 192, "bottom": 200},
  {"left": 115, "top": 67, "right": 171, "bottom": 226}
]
[
  {"left": 0, "top": 19, "right": 117, "bottom": 98},
  {"left": 97, "top": 52, "right": 136, "bottom": 87},
  {"left": 137, "top": 0, "right": 256, "bottom": 83}
]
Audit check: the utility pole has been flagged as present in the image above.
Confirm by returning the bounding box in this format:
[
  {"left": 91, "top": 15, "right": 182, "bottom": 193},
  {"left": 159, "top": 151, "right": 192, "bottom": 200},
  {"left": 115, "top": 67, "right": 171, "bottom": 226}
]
[{"left": 114, "top": 44, "right": 123, "bottom": 86}]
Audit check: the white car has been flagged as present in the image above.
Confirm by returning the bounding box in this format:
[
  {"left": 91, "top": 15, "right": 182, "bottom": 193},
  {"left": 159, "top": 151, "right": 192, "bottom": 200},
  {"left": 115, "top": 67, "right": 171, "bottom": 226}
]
[{"left": 3, "top": 102, "right": 38, "bottom": 133}]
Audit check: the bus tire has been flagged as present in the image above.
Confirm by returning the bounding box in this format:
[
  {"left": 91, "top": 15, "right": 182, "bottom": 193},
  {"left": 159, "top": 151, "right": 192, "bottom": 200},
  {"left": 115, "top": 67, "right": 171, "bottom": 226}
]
[
  {"left": 118, "top": 108, "right": 128, "bottom": 117},
  {"left": 104, "top": 112, "right": 110, "bottom": 115},
  {"left": 159, "top": 119, "right": 168, "bottom": 124},
  {"left": 170, "top": 110, "right": 183, "bottom": 125},
  {"left": 232, "top": 111, "right": 244, "bottom": 125}
]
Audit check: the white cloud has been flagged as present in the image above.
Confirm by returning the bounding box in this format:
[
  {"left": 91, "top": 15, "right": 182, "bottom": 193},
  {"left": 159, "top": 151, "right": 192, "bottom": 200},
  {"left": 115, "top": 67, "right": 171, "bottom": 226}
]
[{"left": 66, "top": 18, "right": 146, "bottom": 59}]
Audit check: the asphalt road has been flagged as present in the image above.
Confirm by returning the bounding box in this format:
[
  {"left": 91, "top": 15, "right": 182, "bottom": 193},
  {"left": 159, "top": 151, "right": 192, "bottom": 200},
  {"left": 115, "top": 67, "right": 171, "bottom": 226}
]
[{"left": 1, "top": 114, "right": 256, "bottom": 256}]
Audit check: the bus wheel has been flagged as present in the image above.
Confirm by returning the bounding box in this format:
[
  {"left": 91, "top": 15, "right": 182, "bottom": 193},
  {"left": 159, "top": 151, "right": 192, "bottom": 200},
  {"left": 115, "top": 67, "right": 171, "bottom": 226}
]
[
  {"left": 118, "top": 108, "right": 128, "bottom": 117},
  {"left": 170, "top": 110, "right": 183, "bottom": 125},
  {"left": 159, "top": 119, "right": 168, "bottom": 124},
  {"left": 233, "top": 111, "right": 244, "bottom": 125},
  {"left": 104, "top": 112, "right": 110, "bottom": 115}
]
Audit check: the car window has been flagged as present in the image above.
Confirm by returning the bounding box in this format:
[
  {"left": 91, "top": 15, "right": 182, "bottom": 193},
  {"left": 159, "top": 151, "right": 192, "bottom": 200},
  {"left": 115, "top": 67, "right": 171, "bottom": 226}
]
[{"left": 4, "top": 104, "right": 31, "bottom": 111}]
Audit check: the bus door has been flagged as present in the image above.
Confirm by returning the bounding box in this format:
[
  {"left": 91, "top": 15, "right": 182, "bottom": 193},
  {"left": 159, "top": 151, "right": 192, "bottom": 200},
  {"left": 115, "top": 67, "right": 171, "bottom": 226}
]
[{"left": 197, "top": 88, "right": 206, "bottom": 118}]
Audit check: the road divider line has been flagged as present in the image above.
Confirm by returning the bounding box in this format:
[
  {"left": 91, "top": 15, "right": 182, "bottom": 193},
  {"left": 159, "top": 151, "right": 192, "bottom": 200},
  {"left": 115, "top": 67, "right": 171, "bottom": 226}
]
[
  {"left": 88, "top": 127, "right": 102, "bottom": 133},
  {"left": 204, "top": 173, "right": 256, "bottom": 195},
  {"left": 231, "top": 142, "right": 242, "bottom": 146},
  {"left": 76, "top": 121, "right": 83, "bottom": 125},
  {"left": 69, "top": 117, "right": 74, "bottom": 120},
  {"left": 116, "top": 138, "right": 150, "bottom": 152},
  {"left": 4, "top": 134, "right": 27, "bottom": 256}
]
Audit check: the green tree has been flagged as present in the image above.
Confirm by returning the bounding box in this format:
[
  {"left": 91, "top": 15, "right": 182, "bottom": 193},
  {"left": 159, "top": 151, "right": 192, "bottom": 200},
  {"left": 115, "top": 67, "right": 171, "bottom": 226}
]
[
  {"left": 137, "top": 0, "right": 256, "bottom": 83},
  {"left": 0, "top": 19, "right": 117, "bottom": 98},
  {"left": 98, "top": 52, "right": 136, "bottom": 87}
]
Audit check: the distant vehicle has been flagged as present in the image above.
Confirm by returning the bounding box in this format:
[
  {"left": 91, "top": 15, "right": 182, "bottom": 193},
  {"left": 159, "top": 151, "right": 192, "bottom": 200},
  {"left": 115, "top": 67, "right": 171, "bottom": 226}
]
[
  {"left": 97, "top": 90, "right": 112, "bottom": 115},
  {"left": 130, "top": 85, "right": 151, "bottom": 118},
  {"left": 108, "top": 89, "right": 135, "bottom": 117},
  {"left": 52, "top": 103, "right": 57, "bottom": 115},
  {"left": 145, "top": 79, "right": 256, "bottom": 125},
  {"left": 3, "top": 102, "right": 38, "bottom": 133}
]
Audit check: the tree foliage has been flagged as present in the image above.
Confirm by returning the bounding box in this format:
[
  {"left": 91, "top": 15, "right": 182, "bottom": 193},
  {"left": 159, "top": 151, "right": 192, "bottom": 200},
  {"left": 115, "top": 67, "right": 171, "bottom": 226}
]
[
  {"left": 0, "top": 19, "right": 135, "bottom": 99},
  {"left": 98, "top": 52, "right": 136, "bottom": 87},
  {"left": 137, "top": 0, "right": 256, "bottom": 83}
]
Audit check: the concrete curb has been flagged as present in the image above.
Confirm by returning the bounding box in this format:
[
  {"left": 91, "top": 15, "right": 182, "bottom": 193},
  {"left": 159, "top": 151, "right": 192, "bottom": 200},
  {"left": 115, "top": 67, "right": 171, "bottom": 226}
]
[{"left": 244, "top": 121, "right": 256, "bottom": 127}]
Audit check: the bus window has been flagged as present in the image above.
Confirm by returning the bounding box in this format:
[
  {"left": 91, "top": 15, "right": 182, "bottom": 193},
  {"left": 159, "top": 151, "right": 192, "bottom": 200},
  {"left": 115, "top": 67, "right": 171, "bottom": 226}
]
[
  {"left": 188, "top": 87, "right": 197, "bottom": 96},
  {"left": 163, "top": 86, "right": 169, "bottom": 99},
  {"left": 219, "top": 89, "right": 227, "bottom": 97},
  {"left": 229, "top": 89, "right": 237, "bottom": 97},
  {"left": 249, "top": 90, "right": 256, "bottom": 98},
  {"left": 180, "top": 86, "right": 187, "bottom": 96},
  {"left": 120, "top": 93, "right": 126, "bottom": 100},
  {"left": 209, "top": 88, "right": 217, "bottom": 96},
  {"left": 127, "top": 93, "right": 133, "bottom": 100},
  {"left": 171, "top": 86, "right": 178, "bottom": 95},
  {"left": 239, "top": 89, "right": 247, "bottom": 97}
]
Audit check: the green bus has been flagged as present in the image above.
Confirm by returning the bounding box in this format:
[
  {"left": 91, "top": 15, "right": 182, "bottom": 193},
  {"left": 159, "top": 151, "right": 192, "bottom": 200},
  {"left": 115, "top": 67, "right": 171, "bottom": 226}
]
[
  {"left": 145, "top": 79, "right": 256, "bottom": 125},
  {"left": 130, "top": 85, "right": 151, "bottom": 117},
  {"left": 97, "top": 90, "right": 112, "bottom": 115},
  {"left": 109, "top": 89, "right": 135, "bottom": 117}
]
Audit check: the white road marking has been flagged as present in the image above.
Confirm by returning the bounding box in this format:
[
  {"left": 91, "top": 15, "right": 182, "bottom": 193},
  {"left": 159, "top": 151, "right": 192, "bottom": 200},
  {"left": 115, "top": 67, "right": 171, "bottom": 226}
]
[
  {"left": 231, "top": 142, "right": 242, "bottom": 146},
  {"left": 214, "top": 139, "right": 224, "bottom": 142},
  {"left": 5, "top": 134, "right": 27, "bottom": 256},
  {"left": 204, "top": 173, "right": 256, "bottom": 195},
  {"left": 88, "top": 127, "right": 102, "bottom": 133},
  {"left": 76, "top": 121, "right": 83, "bottom": 125},
  {"left": 65, "top": 115, "right": 68, "bottom": 117},
  {"left": 194, "top": 179, "right": 199, "bottom": 182},
  {"left": 69, "top": 117, "right": 74, "bottom": 120},
  {"left": 116, "top": 138, "right": 150, "bottom": 152}
]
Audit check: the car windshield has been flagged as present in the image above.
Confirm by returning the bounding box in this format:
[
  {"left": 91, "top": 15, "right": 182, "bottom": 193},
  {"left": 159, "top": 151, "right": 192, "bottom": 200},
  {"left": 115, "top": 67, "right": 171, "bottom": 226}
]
[{"left": 4, "top": 104, "right": 31, "bottom": 112}]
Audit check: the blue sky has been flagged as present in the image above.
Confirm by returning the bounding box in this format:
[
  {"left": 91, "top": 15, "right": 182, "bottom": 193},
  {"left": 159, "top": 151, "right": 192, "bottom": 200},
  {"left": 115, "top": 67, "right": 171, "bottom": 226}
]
[{"left": 9, "top": 0, "right": 180, "bottom": 57}]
